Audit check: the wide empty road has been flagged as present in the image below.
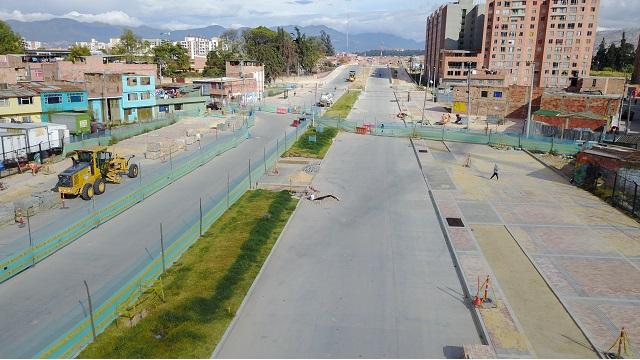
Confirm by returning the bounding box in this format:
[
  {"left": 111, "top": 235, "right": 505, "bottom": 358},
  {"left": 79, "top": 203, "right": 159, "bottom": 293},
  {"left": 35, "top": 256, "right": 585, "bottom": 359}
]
[{"left": 215, "top": 66, "right": 481, "bottom": 358}]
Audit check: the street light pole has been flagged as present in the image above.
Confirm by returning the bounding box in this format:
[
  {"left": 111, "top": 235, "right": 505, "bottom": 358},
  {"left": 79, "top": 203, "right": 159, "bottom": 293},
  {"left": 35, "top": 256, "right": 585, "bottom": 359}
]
[
  {"left": 466, "top": 61, "right": 472, "bottom": 126},
  {"left": 526, "top": 62, "right": 535, "bottom": 138}
]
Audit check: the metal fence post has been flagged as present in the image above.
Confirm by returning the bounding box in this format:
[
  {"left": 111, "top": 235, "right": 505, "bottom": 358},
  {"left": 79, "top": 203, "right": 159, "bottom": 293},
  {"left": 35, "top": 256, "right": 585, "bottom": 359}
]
[
  {"left": 276, "top": 138, "right": 279, "bottom": 156},
  {"left": 227, "top": 171, "right": 230, "bottom": 208},
  {"left": 612, "top": 171, "right": 618, "bottom": 205},
  {"left": 26, "top": 208, "right": 34, "bottom": 266},
  {"left": 83, "top": 280, "right": 97, "bottom": 341},
  {"left": 248, "top": 158, "right": 252, "bottom": 190},
  {"left": 263, "top": 147, "right": 267, "bottom": 173},
  {"left": 632, "top": 183, "right": 638, "bottom": 215},
  {"left": 160, "top": 223, "right": 166, "bottom": 273},
  {"left": 199, "top": 198, "right": 203, "bottom": 237}
]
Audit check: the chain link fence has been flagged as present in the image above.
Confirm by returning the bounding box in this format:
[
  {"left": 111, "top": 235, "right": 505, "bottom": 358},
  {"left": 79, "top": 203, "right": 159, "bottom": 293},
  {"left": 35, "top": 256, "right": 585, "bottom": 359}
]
[{"left": 573, "top": 164, "right": 640, "bottom": 219}]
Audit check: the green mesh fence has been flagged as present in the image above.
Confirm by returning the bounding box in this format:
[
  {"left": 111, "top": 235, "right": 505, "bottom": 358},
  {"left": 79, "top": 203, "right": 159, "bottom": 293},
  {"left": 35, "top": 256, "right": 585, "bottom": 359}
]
[
  {"left": 35, "top": 118, "right": 309, "bottom": 359},
  {"left": 317, "top": 118, "right": 581, "bottom": 155}
]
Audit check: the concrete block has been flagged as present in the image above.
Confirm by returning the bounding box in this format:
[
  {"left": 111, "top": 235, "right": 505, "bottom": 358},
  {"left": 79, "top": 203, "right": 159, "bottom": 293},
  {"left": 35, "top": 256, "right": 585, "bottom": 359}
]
[
  {"left": 186, "top": 129, "right": 196, "bottom": 137},
  {"left": 145, "top": 150, "right": 162, "bottom": 160},
  {"left": 147, "top": 142, "right": 161, "bottom": 152}
]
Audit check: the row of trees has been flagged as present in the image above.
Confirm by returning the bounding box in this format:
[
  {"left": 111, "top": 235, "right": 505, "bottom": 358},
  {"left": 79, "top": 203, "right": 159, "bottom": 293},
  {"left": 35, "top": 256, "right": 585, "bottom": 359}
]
[
  {"left": 0, "top": 20, "right": 334, "bottom": 82},
  {"left": 203, "top": 26, "right": 335, "bottom": 82},
  {"left": 592, "top": 32, "right": 637, "bottom": 73}
]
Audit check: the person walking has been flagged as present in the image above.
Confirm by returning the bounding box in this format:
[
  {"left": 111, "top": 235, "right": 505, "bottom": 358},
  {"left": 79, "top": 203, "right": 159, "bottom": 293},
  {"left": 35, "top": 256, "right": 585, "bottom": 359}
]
[{"left": 490, "top": 163, "right": 499, "bottom": 180}]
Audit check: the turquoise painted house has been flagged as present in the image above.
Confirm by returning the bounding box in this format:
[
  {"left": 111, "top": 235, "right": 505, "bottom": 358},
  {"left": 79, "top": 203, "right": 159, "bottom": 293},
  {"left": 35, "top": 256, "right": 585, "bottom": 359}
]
[
  {"left": 121, "top": 74, "right": 156, "bottom": 122},
  {"left": 25, "top": 83, "right": 88, "bottom": 122}
]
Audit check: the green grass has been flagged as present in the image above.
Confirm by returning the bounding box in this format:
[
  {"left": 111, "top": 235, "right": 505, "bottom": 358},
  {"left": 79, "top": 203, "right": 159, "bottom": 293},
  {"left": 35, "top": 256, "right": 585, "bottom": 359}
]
[
  {"left": 590, "top": 69, "right": 631, "bottom": 78},
  {"left": 283, "top": 126, "right": 339, "bottom": 158},
  {"left": 79, "top": 190, "right": 298, "bottom": 358},
  {"left": 323, "top": 90, "right": 362, "bottom": 118}
]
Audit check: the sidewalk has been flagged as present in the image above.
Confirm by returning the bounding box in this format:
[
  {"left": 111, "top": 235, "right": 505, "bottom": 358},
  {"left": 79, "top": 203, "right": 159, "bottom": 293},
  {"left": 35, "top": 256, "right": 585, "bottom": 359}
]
[{"left": 415, "top": 139, "right": 639, "bottom": 357}]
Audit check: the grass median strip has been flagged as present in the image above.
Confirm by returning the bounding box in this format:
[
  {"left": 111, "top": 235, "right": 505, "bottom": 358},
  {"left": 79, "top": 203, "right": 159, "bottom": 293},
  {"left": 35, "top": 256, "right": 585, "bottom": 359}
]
[
  {"left": 284, "top": 126, "right": 338, "bottom": 159},
  {"left": 324, "top": 89, "right": 361, "bottom": 118},
  {"left": 80, "top": 190, "right": 298, "bottom": 358}
]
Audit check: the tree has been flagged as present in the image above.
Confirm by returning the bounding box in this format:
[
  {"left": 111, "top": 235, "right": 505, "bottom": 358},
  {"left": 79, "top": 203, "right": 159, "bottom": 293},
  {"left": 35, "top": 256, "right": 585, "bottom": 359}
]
[
  {"left": 111, "top": 29, "right": 142, "bottom": 62},
  {"left": 276, "top": 27, "right": 297, "bottom": 76},
  {"left": 292, "top": 27, "right": 325, "bottom": 74},
  {"left": 243, "top": 27, "right": 284, "bottom": 81},
  {"left": 153, "top": 42, "right": 190, "bottom": 77},
  {"left": 67, "top": 44, "right": 91, "bottom": 63},
  {"left": 592, "top": 38, "right": 607, "bottom": 71},
  {"left": 320, "top": 30, "right": 335, "bottom": 56},
  {"left": 618, "top": 32, "right": 636, "bottom": 71},
  {"left": 0, "top": 20, "right": 25, "bottom": 54},
  {"left": 605, "top": 43, "right": 619, "bottom": 71},
  {"left": 203, "top": 49, "right": 235, "bottom": 77}
]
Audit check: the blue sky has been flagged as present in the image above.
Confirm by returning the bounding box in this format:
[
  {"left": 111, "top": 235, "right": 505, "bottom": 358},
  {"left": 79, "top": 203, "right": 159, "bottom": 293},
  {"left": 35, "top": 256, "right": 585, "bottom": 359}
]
[{"left": 0, "top": 0, "right": 635, "bottom": 41}]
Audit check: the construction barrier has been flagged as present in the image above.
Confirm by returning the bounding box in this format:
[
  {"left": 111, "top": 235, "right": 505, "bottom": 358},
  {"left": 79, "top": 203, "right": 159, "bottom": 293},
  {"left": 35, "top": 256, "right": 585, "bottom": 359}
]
[
  {"left": 0, "top": 114, "right": 255, "bottom": 285},
  {"left": 317, "top": 118, "right": 583, "bottom": 155},
  {"left": 35, "top": 118, "right": 309, "bottom": 359}
]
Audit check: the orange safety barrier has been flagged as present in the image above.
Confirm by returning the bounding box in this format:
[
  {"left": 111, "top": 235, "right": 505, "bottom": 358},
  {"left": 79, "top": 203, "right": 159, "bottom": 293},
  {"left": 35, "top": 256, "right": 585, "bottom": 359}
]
[
  {"left": 356, "top": 126, "right": 367, "bottom": 135},
  {"left": 276, "top": 107, "right": 287, "bottom": 114}
]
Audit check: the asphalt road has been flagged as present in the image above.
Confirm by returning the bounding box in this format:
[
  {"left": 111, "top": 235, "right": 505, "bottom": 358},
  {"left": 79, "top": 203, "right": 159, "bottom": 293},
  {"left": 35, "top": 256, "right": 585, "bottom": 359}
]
[
  {"left": 0, "top": 65, "right": 355, "bottom": 358},
  {"left": 214, "top": 66, "right": 481, "bottom": 358}
]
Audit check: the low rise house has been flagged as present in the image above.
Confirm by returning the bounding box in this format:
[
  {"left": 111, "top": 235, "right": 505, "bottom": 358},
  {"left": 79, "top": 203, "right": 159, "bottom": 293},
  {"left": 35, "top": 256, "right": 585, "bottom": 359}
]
[
  {"left": 23, "top": 82, "right": 88, "bottom": 122},
  {"left": 154, "top": 83, "right": 208, "bottom": 117},
  {"left": 84, "top": 72, "right": 124, "bottom": 125},
  {"left": 533, "top": 90, "right": 621, "bottom": 131},
  {"left": 122, "top": 74, "right": 156, "bottom": 122},
  {"left": 225, "top": 60, "right": 264, "bottom": 101},
  {"left": 0, "top": 83, "right": 42, "bottom": 123},
  {"left": 194, "top": 76, "right": 259, "bottom": 105}
]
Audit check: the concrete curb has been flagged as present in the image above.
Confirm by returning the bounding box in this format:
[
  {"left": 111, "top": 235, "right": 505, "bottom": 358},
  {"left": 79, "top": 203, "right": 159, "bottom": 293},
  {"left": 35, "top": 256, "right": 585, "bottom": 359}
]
[
  {"left": 211, "top": 195, "right": 304, "bottom": 359},
  {"left": 502, "top": 225, "right": 603, "bottom": 358},
  {"left": 522, "top": 149, "right": 572, "bottom": 182},
  {"left": 408, "top": 137, "right": 494, "bottom": 352}
]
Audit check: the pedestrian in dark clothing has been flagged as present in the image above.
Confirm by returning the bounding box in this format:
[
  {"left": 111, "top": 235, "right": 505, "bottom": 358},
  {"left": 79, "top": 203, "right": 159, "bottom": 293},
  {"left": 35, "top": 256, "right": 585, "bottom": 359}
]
[{"left": 490, "top": 163, "right": 499, "bottom": 180}]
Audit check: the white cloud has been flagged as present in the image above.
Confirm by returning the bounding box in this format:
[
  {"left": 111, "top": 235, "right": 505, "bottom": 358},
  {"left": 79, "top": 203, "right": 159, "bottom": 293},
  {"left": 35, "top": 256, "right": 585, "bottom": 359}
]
[
  {"left": 0, "top": 9, "right": 140, "bottom": 27},
  {"left": 63, "top": 11, "right": 141, "bottom": 26}
]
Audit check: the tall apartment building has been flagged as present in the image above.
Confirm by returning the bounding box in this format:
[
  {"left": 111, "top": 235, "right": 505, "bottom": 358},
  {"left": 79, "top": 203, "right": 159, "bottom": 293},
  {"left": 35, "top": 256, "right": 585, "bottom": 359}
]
[
  {"left": 482, "top": 0, "right": 600, "bottom": 88},
  {"left": 425, "top": 0, "right": 485, "bottom": 86},
  {"left": 180, "top": 36, "right": 219, "bottom": 59}
]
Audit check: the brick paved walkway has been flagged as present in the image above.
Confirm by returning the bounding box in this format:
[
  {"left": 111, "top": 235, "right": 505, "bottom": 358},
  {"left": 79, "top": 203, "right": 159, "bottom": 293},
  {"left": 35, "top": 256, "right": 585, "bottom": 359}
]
[{"left": 416, "top": 139, "right": 640, "bottom": 358}]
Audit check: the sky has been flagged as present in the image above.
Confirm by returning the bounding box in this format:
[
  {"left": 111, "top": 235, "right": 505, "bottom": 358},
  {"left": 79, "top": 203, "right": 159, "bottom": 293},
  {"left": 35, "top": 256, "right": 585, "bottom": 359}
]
[{"left": 0, "top": 0, "right": 637, "bottom": 41}]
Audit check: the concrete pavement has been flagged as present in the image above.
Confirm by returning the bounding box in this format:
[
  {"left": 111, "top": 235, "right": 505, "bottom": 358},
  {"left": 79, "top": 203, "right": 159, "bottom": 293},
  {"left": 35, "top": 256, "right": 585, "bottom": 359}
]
[
  {"left": 215, "top": 133, "right": 481, "bottom": 358},
  {"left": 215, "top": 64, "right": 481, "bottom": 358},
  {"left": 0, "top": 66, "right": 355, "bottom": 358}
]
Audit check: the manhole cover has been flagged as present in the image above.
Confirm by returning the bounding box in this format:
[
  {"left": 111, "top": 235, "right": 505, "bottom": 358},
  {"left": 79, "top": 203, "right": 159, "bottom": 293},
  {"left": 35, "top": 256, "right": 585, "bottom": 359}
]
[{"left": 446, "top": 217, "right": 464, "bottom": 227}]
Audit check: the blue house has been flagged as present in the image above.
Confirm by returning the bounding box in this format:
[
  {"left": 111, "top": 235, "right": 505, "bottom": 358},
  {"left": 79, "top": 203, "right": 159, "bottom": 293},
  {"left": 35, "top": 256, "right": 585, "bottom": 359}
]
[
  {"left": 24, "top": 83, "right": 88, "bottom": 122},
  {"left": 121, "top": 74, "right": 156, "bottom": 122}
]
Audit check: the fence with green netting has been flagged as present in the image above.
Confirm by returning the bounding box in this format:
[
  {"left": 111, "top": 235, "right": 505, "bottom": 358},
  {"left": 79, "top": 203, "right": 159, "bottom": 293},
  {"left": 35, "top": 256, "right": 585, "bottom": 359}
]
[{"left": 34, "top": 118, "right": 309, "bottom": 359}]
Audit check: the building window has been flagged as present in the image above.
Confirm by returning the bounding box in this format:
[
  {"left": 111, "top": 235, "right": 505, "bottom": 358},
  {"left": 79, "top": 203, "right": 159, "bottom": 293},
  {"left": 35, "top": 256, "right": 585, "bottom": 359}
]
[
  {"left": 127, "top": 77, "right": 138, "bottom": 86},
  {"left": 140, "top": 92, "right": 151, "bottom": 100},
  {"left": 175, "top": 104, "right": 183, "bottom": 111},
  {"left": 128, "top": 93, "right": 139, "bottom": 101},
  {"left": 494, "top": 91, "right": 503, "bottom": 98},
  {"left": 68, "top": 93, "right": 84, "bottom": 103},
  {"left": 481, "top": 91, "right": 488, "bottom": 98},
  {"left": 22, "top": 116, "right": 32, "bottom": 123},
  {"left": 159, "top": 105, "right": 169, "bottom": 113},
  {"left": 0, "top": 98, "right": 9, "bottom": 107},
  {"left": 18, "top": 97, "right": 33, "bottom": 105},
  {"left": 140, "top": 77, "right": 151, "bottom": 85}
]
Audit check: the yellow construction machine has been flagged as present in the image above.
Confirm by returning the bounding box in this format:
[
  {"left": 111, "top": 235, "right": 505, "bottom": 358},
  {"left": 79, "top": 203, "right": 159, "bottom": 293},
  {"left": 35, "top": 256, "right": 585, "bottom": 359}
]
[
  {"left": 347, "top": 70, "right": 356, "bottom": 82},
  {"left": 57, "top": 146, "right": 138, "bottom": 200}
]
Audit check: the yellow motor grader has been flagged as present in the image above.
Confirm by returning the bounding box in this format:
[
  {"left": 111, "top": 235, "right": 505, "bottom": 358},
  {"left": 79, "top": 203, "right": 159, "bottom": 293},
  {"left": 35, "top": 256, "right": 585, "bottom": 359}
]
[{"left": 57, "top": 146, "right": 138, "bottom": 200}]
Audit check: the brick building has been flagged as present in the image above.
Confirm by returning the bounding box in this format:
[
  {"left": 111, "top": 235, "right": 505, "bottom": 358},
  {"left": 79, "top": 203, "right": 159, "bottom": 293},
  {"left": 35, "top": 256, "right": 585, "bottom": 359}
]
[
  {"left": 533, "top": 89, "right": 621, "bottom": 130},
  {"left": 482, "top": 0, "right": 599, "bottom": 87},
  {"left": 225, "top": 60, "right": 265, "bottom": 100},
  {"left": 632, "top": 34, "right": 640, "bottom": 85},
  {"left": 425, "top": 0, "right": 485, "bottom": 86},
  {"left": 193, "top": 77, "right": 259, "bottom": 104}
]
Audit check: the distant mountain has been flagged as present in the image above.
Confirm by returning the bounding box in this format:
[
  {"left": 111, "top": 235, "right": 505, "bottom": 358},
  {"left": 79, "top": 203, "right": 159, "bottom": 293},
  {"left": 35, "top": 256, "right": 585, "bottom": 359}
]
[
  {"left": 271, "top": 25, "right": 424, "bottom": 52},
  {"left": 6, "top": 18, "right": 423, "bottom": 52},
  {"left": 595, "top": 28, "right": 640, "bottom": 48}
]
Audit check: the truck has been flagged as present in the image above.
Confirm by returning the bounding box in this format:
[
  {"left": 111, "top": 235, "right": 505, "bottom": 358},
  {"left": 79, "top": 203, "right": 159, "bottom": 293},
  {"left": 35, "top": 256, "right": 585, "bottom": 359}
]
[
  {"left": 50, "top": 112, "right": 91, "bottom": 135},
  {"left": 347, "top": 70, "right": 356, "bottom": 82},
  {"left": 0, "top": 122, "right": 69, "bottom": 165},
  {"left": 318, "top": 93, "right": 334, "bottom": 107}
]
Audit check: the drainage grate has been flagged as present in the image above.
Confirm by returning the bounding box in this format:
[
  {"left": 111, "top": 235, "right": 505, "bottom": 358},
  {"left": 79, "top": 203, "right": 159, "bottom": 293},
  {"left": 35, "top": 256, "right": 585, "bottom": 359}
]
[{"left": 446, "top": 217, "right": 465, "bottom": 227}]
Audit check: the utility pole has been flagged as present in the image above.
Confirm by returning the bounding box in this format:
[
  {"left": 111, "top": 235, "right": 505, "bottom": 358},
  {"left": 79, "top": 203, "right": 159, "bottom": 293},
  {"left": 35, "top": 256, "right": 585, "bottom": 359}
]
[
  {"left": 625, "top": 82, "right": 632, "bottom": 135},
  {"left": 526, "top": 62, "right": 535, "bottom": 138},
  {"left": 466, "top": 62, "right": 472, "bottom": 125}
]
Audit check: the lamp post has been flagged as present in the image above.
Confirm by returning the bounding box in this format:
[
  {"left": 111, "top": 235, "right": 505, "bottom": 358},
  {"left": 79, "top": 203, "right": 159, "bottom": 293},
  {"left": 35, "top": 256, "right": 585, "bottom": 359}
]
[{"left": 525, "top": 61, "right": 536, "bottom": 138}]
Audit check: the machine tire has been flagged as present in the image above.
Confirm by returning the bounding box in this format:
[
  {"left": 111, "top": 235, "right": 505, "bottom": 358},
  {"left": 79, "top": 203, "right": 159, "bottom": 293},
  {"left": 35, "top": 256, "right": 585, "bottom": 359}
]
[
  {"left": 81, "top": 183, "right": 94, "bottom": 200},
  {"left": 94, "top": 178, "right": 106, "bottom": 195},
  {"left": 128, "top": 164, "right": 139, "bottom": 178}
]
